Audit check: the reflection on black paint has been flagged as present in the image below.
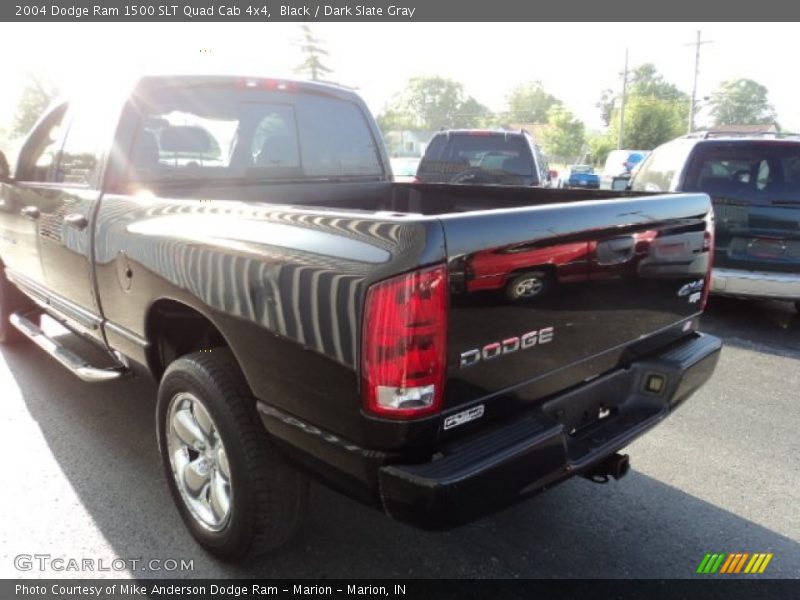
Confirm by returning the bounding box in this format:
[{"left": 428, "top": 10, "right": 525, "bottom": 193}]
[{"left": 447, "top": 219, "right": 712, "bottom": 410}]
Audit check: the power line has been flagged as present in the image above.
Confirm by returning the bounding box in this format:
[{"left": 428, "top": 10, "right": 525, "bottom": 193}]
[
  {"left": 618, "top": 49, "right": 629, "bottom": 149},
  {"left": 686, "top": 30, "right": 714, "bottom": 133}
]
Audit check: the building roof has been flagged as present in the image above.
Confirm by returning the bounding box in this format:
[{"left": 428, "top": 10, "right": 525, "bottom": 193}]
[{"left": 701, "top": 123, "right": 779, "bottom": 134}]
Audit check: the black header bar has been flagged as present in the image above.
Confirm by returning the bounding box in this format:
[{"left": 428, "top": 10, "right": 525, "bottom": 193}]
[
  {"left": 4, "top": 0, "right": 800, "bottom": 21},
  {"left": 3, "top": 579, "right": 797, "bottom": 600}
]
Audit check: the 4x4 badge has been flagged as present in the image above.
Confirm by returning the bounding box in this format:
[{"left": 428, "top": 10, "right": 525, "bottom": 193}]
[
  {"left": 678, "top": 279, "right": 704, "bottom": 303},
  {"left": 443, "top": 405, "right": 485, "bottom": 430}
]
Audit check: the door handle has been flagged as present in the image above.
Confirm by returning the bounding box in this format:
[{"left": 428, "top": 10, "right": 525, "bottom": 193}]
[
  {"left": 64, "top": 213, "right": 89, "bottom": 231},
  {"left": 20, "top": 206, "right": 40, "bottom": 220},
  {"left": 596, "top": 236, "right": 636, "bottom": 265}
]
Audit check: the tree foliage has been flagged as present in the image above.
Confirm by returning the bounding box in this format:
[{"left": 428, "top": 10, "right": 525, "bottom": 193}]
[
  {"left": 541, "top": 106, "right": 585, "bottom": 162},
  {"left": 295, "top": 25, "right": 332, "bottom": 81},
  {"left": 608, "top": 96, "right": 688, "bottom": 150},
  {"left": 627, "top": 63, "right": 687, "bottom": 103},
  {"left": 597, "top": 62, "right": 689, "bottom": 137},
  {"left": 596, "top": 63, "right": 689, "bottom": 151},
  {"left": 377, "top": 76, "right": 489, "bottom": 130},
  {"left": 506, "top": 81, "right": 561, "bottom": 124},
  {"left": 709, "top": 79, "right": 777, "bottom": 126},
  {"left": 12, "top": 75, "right": 58, "bottom": 138},
  {"left": 596, "top": 89, "right": 616, "bottom": 128},
  {"left": 586, "top": 133, "right": 616, "bottom": 167},
  {"left": 375, "top": 108, "right": 415, "bottom": 133}
]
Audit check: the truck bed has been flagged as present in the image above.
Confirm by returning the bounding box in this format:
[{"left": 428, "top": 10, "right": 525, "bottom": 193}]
[{"left": 124, "top": 181, "right": 712, "bottom": 446}]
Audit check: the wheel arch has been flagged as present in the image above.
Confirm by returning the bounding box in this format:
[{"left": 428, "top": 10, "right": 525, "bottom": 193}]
[
  {"left": 505, "top": 263, "right": 558, "bottom": 283},
  {"left": 144, "top": 297, "right": 239, "bottom": 382}
]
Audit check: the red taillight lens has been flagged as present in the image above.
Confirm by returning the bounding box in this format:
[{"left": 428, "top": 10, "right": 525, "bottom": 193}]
[
  {"left": 701, "top": 217, "right": 715, "bottom": 310},
  {"left": 361, "top": 265, "right": 448, "bottom": 419}
]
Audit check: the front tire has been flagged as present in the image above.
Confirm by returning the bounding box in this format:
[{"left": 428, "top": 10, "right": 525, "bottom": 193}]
[{"left": 156, "top": 348, "right": 307, "bottom": 562}]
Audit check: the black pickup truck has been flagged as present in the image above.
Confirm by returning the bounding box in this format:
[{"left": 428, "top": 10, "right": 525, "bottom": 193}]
[{"left": 0, "top": 75, "right": 721, "bottom": 561}]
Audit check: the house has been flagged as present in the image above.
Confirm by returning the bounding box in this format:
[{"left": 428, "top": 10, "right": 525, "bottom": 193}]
[
  {"left": 702, "top": 123, "right": 780, "bottom": 135},
  {"left": 383, "top": 130, "right": 435, "bottom": 158}
]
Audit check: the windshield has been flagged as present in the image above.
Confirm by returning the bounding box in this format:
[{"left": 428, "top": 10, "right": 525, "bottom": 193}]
[
  {"left": 684, "top": 142, "right": 800, "bottom": 202},
  {"left": 126, "top": 83, "right": 384, "bottom": 186}
]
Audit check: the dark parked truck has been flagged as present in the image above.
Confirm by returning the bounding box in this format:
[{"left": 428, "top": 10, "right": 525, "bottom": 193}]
[
  {"left": 631, "top": 132, "right": 800, "bottom": 308},
  {"left": 0, "top": 75, "right": 721, "bottom": 561}
]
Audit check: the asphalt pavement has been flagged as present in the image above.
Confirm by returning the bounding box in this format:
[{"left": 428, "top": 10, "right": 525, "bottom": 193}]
[{"left": 1, "top": 296, "right": 798, "bottom": 579}]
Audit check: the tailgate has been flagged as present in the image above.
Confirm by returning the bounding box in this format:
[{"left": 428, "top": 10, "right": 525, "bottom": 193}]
[
  {"left": 713, "top": 198, "right": 800, "bottom": 272},
  {"left": 440, "top": 193, "right": 713, "bottom": 418},
  {"left": 686, "top": 139, "right": 800, "bottom": 274}
]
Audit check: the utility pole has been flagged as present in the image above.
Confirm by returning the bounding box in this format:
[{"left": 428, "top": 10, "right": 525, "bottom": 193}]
[
  {"left": 618, "top": 49, "right": 629, "bottom": 150},
  {"left": 686, "top": 30, "right": 713, "bottom": 133}
]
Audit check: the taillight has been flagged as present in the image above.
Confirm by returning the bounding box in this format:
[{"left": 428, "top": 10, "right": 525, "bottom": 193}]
[
  {"left": 701, "top": 215, "right": 715, "bottom": 310},
  {"left": 361, "top": 265, "right": 448, "bottom": 419}
]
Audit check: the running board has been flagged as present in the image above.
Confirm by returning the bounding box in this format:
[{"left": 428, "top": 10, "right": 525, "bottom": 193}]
[{"left": 9, "top": 312, "right": 128, "bottom": 382}]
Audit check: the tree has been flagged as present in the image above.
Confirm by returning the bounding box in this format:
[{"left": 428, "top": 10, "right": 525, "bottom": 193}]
[
  {"left": 628, "top": 63, "right": 687, "bottom": 103},
  {"left": 295, "top": 25, "right": 332, "bottom": 81},
  {"left": 541, "top": 106, "right": 585, "bottom": 162},
  {"left": 597, "top": 62, "right": 689, "bottom": 132},
  {"left": 596, "top": 89, "right": 616, "bottom": 128},
  {"left": 375, "top": 108, "right": 415, "bottom": 133},
  {"left": 709, "top": 79, "right": 777, "bottom": 126},
  {"left": 506, "top": 81, "right": 561, "bottom": 123},
  {"left": 377, "top": 76, "right": 489, "bottom": 130},
  {"left": 608, "top": 95, "right": 687, "bottom": 150},
  {"left": 586, "top": 132, "right": 616, "bottom": 167},
  {"left": 459, "top": 97, "right": 492, "bottom": 127},
  {"left": 12, "top": 75, "right": 58, "bottom": 138},
  {"left": 596, "top": 63, "right": 689, "bottom": 150}
]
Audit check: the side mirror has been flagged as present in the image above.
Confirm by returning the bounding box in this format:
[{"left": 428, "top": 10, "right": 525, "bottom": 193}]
[{"left": 0, "top": 151, "right": 10, "bottom": 182}]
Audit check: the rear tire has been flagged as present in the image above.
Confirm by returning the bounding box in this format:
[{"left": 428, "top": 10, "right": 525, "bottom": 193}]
[
  {"left": 505, "top": 271, "right": 552, "bottom": 302},
  {"left": 0, "top": 267, "right": 34, "bottom": 344},
  {"left": 156, "top": 348, "right": 307, "bottom": 562}
]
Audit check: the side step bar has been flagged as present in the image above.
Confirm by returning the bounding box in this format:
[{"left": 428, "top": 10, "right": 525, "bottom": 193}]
[{"left": 10, "top": 312, "right": 128, "bottom": 383}]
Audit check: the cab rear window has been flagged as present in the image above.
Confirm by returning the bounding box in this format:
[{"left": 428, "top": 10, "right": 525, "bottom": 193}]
[{"left": 127, "top": 83, "right": 383, "bottom": 184}]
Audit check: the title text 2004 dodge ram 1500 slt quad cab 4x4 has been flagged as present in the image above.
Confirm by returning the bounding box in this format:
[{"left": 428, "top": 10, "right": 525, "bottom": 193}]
[{"left": 0, "top": 75, "right": 721, "bottom": 561}]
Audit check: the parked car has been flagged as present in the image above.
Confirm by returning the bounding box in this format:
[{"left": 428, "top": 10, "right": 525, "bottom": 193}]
[
  {"left": 561, "top": 164, "right": 600, "bottom": 189},
  {"left": 389, "top": 156, "right": 421, "bottom": 182},
  {"left": 416, "top": 129, "right": 554, "bottom": 187},
  {"left": 0, "top": 74, "right": 720, "bottom": 562},
  {"left": 630, "top": 131, "right": 800, "bottom": 309},
  {"left": 600, "top": 149, "right": 649, "bottom": 190}
]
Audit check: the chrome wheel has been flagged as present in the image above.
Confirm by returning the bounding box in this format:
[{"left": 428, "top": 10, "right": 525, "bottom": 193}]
[
  {"left": 166, "top": 392, "right": 232, "bottom": 532},
  {"left": 514, "top": 277, "right": 544, "bottom": 298}
]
